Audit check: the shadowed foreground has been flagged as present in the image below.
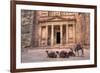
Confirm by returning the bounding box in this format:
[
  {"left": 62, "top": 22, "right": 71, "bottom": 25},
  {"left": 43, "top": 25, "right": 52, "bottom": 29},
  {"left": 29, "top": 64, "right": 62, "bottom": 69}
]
[{"left": 21, "top": 48, "right": 90, "bottom": 63}]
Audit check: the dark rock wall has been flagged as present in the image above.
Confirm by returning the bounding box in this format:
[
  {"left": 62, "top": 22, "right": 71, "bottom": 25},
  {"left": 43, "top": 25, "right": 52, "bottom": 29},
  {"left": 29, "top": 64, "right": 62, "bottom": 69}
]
[{"left": 21, "top": 10, "right": 34, "bottom": 48}]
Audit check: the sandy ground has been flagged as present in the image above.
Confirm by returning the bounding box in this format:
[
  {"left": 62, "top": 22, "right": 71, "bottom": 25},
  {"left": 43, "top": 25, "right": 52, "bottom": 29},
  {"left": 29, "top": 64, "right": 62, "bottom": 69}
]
[{"left": 21, "top": 48, "right": 90, "bottom": 63}]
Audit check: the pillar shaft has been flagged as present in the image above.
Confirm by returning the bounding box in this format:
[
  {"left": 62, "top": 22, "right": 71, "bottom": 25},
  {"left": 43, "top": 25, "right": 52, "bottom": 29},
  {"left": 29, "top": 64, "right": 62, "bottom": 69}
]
[
  {"left": 60, "top": 25, "right": 63, "bottom": 45},
  {"left": 73, "top": 24, "right": 75, "bottom": 43},
  {"left": 51, "top": 25, "right": 54, "bottom": 46},
  {"left": 46, "top": 25, "right": 48, "bottom": 46},
  {"left": 39, "top": 26, "right": 41, "bottom": 46},
  {"left": 66, "top": 24, "right": 68, "bottom": 44}
]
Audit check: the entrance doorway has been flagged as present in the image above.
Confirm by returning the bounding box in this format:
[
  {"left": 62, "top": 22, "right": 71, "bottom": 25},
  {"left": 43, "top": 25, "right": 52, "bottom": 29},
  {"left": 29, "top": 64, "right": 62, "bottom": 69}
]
[{"left": 56, "top": 32, "right": 60, "bottom": 44}]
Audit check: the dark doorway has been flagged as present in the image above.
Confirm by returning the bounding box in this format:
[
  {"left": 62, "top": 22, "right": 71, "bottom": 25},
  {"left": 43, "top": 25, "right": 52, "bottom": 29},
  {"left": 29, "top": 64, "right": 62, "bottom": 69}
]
[{"left": 56, "top": 32, "right": 60, "bottom": 44}]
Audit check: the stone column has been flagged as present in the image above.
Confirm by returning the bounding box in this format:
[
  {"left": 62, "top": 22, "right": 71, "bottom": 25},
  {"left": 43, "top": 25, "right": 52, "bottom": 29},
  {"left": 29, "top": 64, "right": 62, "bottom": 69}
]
[
  {"left": 66, "top": 24, "right": 68, "bottom": 44},
  {"left": 75, "top": 13, "right": 81, "bottom": 44},
  {"left": 46, "top": 25, "right": 48, "bottom": 46},
  {"left": 73, "top": 24, "right": 76, "bottom": 43},
  {"left": 60, "top": 25, "right": 63, "bottom": 45},
  {"left": 39, "top": 26, "right": 41, "bottom": 46},
  {"left": 51, "top": 25, "right": 54, "bottom": 46}
]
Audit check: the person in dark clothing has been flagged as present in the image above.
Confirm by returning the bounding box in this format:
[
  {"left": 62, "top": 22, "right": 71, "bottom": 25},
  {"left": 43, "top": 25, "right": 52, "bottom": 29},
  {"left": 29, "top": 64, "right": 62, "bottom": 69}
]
[{"left": 74, "top": 43, "right": 84, "bottom": 56}]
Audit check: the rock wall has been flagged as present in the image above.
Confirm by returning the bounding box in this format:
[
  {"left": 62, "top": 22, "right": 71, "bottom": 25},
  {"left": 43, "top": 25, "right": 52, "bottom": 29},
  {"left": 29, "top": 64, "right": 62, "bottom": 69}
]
[
  {"left": 75, "top": 13, "right": 90, "bottom": 48},
  {"left": 21, "top": 10, "right": 33, "bottom": 48}
]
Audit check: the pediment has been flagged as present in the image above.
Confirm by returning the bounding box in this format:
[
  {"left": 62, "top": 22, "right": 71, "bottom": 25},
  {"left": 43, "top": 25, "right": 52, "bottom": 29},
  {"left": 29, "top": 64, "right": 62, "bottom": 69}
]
[
  {"left": 48, "top": 16, "right": 66, "bottom": 21},
  {"left": 39, "top": 16, "right": 76, "bottom": 23}
]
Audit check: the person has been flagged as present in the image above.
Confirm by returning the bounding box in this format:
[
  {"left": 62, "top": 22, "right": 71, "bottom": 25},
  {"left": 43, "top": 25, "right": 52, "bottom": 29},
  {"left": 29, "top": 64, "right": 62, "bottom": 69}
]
[{"left": 74, "top": 43, "right": 84, "bottom": 56}]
